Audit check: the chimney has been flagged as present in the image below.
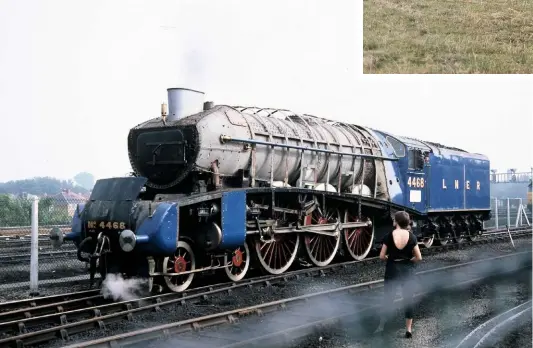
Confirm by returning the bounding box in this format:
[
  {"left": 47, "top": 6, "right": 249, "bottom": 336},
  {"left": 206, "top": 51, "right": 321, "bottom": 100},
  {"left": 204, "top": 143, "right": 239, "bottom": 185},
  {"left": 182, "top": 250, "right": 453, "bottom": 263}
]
[
  {"left": 204, "top": 101, "right": 214, "bottom": 110},
  {"left": 167, "top": 88, "right": 205, "bottom": 122}
]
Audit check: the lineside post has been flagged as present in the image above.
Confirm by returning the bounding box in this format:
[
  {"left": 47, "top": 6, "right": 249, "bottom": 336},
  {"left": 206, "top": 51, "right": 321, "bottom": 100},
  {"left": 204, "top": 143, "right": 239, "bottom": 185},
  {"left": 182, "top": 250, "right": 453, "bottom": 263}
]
[
  {"left": 520, "top": 204, "right": 531, "bottom": 226},
  {"left": 515, "top": 198, "right": 523, "bottom": 227},
  {"left": 506, "top": 198, "right": 510, "bottom": 227},
  {"left": 518, "top": 198, "right": 523, "bottom": 226},
  {"left": 506, "top": 224, "right": 515, "bottom": 249},
  {"left": 494, "top": 198, "right": 499, "bottom": 229},
  {"left": 29, "top": 196, "right": 39, "bottom": 296}
]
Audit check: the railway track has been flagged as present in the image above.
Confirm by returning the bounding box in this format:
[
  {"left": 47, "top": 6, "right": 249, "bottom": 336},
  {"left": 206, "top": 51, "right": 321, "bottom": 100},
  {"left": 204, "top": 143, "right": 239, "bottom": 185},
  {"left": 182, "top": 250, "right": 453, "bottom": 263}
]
[
  {"left": 455, "top": 299, "right": 533, "bottom": 348},
  {"left": 0, "top": 245, "right": 75, "bottom": 254},
  {"left": 0, "top": 238, "right": 53, "bottom": 248},
  {"left": 0, "top": 250, "right": 77, "bottom": 265},
  {"left": 0, "top": 223, "right": 526, "bottom": 242},
  {"left": 61, "top": 251, "right": 532, "bottom": 348},
  {"left": 0, "top": 224, "right": 524, "bottom": 247},
  {"left": 0, "top": 229, "right": 530, "bottom": 347},
  {"left": 0, "top": 226, "right": 527, "bottom": 268},
  {"left": 0, "top": 226, "right": 529, "bottom": 313},
  {"left": 0, "top": 225, "right": 70, "bottom": 236}
]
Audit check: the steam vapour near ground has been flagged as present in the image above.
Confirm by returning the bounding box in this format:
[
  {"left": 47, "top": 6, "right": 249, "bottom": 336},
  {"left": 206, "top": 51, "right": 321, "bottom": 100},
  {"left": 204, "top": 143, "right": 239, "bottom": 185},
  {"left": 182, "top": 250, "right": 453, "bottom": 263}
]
[{"left": 101, "top": 274, "right": 147, "bottom": 301}]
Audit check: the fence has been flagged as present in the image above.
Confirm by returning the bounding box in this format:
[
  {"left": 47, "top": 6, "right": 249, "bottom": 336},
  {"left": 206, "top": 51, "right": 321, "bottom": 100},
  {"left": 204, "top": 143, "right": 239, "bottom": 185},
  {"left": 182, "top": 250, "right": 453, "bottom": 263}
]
[
  {"left": 484, "top": 197, "right": 532, "bottom": 229},
  {"left": 0, "top": 195, "right": 531, "bottom": 302},
  {"left": 490, "top": 171, "right": 532, "bottom": 184},
  {"left": 0, "top": 195, "right": 89, "bottom": 301}
]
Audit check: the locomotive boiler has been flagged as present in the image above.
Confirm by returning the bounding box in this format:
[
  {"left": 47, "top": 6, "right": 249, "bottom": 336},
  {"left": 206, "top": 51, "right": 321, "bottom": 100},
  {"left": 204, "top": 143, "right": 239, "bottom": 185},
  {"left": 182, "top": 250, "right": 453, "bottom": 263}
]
[
  {"left": 51, "top": 87, "right": 492, "bottom": 293},
  {"left": 128, "top": 88, "right": 386, "bottom": 198}
]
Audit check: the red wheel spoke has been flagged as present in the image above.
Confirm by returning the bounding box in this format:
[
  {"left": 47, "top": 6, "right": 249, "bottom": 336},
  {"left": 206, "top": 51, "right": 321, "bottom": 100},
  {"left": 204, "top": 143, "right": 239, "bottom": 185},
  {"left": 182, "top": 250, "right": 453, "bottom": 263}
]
[
  {"left": 304, "top": 204, "right": 340, "bottom": 266},
  {"left": 343, "top": 211, "right": 373, "bottom": 261}
]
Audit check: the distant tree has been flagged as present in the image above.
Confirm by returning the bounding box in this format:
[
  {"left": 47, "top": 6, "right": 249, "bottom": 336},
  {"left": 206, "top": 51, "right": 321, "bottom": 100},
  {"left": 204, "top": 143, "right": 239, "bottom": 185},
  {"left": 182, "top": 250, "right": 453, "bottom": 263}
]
[
  {"left": 73, "top": 172, "right": 95, "bottom": 190},
  {"left": 0, "top": 194, "right": 72, "bottom": 227},
  {"left": 0, "top": 194, "right": 31, "bottom": 226},
  {"left": 0, "top": 177, "right": 90, "bottom": 196}
]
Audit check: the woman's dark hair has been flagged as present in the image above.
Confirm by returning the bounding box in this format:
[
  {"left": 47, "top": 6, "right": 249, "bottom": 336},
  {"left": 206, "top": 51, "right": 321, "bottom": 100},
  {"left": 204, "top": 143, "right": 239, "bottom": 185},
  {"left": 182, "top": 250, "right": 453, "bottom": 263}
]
[{"left": 394, "top": 211, "right": 410, "bottom": 229}]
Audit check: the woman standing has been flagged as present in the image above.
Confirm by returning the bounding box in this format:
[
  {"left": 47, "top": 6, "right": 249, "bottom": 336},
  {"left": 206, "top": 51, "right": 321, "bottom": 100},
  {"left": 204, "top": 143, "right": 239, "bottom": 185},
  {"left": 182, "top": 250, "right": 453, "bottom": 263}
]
[{"left": 375, "top": 211, "right": 422, "bottom": 338}]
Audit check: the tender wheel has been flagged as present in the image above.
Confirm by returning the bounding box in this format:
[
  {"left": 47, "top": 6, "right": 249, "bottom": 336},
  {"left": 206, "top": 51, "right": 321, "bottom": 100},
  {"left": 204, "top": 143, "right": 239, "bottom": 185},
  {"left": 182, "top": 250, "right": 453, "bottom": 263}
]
[
  {"left": 303, "top": 206, "right": 341, "bottom": 266},
  {"left": 434, "top": 234, "right": 450, "bottom": 246},
  {"left": 224, "top": 241, "right": 251, "bottom": 281},
  {"left": 453, "top": 235, "right": 466, "bottom": 243},
  {"left": 343, "top": 210, "right": 374, "bottom": 261},
  {"left": 420, "top": 236, "right": 434, "bottom": 248},
  {"left": 466, "top": 234, "right": 479, "bottom": 241},
  {"left": 466, "top": 229, "right": 481, "bottom": 241},
  {"left": 255, "top": 234, "right": 300, "bottom": 275},
  {"left": 162, "top": 240, "right": 196, "bottom": 293}
]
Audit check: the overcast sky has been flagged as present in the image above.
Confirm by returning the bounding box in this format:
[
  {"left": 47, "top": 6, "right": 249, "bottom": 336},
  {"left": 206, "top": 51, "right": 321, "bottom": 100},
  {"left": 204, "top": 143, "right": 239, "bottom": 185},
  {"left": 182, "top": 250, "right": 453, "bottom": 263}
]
[{"left": 0, "top": 0, "right": 531, "bottom": 183}]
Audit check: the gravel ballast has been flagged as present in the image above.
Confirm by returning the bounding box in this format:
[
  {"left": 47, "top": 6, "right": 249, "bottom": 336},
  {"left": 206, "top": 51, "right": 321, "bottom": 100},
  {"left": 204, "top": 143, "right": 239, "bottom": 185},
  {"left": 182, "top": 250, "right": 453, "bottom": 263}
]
[
  {"left": 32, "top": 236, "right": 532, "bottom": 348},
  {"left": 2, "top": 234, "right": 530, "bottom": 303},
  {"left": 283, "top": 267, "right": 532, "bottom": 348}
]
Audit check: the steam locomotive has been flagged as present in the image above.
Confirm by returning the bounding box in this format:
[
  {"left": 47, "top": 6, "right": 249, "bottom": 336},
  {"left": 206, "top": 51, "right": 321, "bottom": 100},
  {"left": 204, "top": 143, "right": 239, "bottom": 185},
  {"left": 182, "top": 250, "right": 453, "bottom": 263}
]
[{"left": 51, "top": 88, "right": 491, "bottom": 292}]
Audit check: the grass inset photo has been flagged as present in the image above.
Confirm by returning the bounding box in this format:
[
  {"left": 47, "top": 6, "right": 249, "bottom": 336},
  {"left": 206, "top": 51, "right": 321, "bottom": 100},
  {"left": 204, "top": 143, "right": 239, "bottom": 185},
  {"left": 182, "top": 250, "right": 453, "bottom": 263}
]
[{"left": 363, "top": 0, "right": 533, "bottom": 74}]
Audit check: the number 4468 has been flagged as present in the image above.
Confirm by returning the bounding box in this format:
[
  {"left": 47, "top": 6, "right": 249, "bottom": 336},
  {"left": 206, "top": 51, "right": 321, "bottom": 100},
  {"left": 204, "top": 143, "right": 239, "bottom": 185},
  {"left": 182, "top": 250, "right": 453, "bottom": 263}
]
[{"left": 408, "top": 176, "right": 424, "bottom": 188}]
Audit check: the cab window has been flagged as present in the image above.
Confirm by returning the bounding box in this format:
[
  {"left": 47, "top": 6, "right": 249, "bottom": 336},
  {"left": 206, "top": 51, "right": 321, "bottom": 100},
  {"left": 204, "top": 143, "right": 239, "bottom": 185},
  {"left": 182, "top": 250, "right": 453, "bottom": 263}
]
[
  {"left": 386, "top": 136, "right": 405, "bottom": 157},
  {"left": 408, "top": 149, "right": 425, "bottom": 170}
]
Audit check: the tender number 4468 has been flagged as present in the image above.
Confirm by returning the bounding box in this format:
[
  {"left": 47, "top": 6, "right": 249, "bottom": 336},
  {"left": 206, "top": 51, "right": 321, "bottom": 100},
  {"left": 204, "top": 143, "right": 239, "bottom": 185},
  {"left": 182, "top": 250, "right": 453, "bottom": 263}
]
[{"left": 407, "top": 177, "right": 424, "bottom": 188}]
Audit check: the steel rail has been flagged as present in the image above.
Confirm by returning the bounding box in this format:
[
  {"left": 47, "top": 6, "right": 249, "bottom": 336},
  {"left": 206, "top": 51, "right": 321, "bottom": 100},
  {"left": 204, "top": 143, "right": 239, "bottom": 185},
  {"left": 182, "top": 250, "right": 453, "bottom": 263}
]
[
  {"left": 219, "top": 274, "right": 533, "bottom": 348},
  {"left": 62, "top": 251, "right": 532, "bottom": 348},
  {"left": 0, "top": 246, "right": 77, "bottom": 256},
  {"left": 0, "top": 226, "right": 526, "bottom": 250},
  {"left": 0, "top": 226, "right": 524, "bottom": 259},
  {"left": 0, "top": 289, "right": 100, "bottom": 314},
  {"left": 0, "top": 224, "right": 524, "bottom": 240},
  {"left": 0, "top": 266, "right": 298, "bottom": 324},
  {"left": 454, "top": 299, "right": 533, "bottom": 348},
  {"left": 1, "top": 227, "right": 529, "bottom": 313},
  {"left": 0, "top": 271, "right": 308, "bottom": 335},
  {"left": 0, "top": 227, "right": 530, "bottom": 319},
  {"left": 1, "top": 246, "right": 530, "bottom": 348},
  {"left": 0, "top": 262, "right": 380, "bottom": 347},
  {"left": 472, "top": 306, "right": 532, "bottom": 348},
  {"left": 0, "top": 250, "right": 77, "bottom": 264}
]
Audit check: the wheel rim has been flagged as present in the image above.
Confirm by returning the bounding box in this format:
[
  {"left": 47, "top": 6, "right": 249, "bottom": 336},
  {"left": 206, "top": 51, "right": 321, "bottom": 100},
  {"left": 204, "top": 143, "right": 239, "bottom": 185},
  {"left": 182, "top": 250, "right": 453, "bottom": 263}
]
[
  {"left": 303, "top": 207, "right": 341, "bottom": 266},
  {"left": 224, "top": 241, "right": 251, "bottom": 281},
  {"left": 421, "top": 236, "right": 434, "bottom": 248},
  {"left": 466, "top": 234, "right": 478, "bottom": 241},
  {"left": 435, "top": 234, "right": 449, "bottom": 246},
  {"left": 454, "top": 235, "right": 466, "bottom": 243},
  {"left": 163, "top": 240, "right": 195, "bottom": 292},
  {"left": 255, "top": 234, "right": 300, "bottom": 275},
  {"left": 343, "top": 210, "right": 374, "bottom": 261}
]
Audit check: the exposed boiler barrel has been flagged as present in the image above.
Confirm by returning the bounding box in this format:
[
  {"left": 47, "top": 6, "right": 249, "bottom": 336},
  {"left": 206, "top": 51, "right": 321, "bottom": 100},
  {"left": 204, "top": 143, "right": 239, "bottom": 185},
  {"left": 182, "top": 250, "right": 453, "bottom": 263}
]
[
  {"left": 128, "top": 104, "right": 384, "bottom": 195},
  {"left": 198, "top": 107, "right": 378, "bottom": 190}
]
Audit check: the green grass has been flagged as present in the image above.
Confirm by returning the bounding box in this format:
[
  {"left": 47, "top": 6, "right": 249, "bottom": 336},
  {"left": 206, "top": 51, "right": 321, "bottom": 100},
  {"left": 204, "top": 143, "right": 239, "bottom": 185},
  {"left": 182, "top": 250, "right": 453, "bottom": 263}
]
[{"left": 363, "top": 0, "right": 533, "bottom": 73}]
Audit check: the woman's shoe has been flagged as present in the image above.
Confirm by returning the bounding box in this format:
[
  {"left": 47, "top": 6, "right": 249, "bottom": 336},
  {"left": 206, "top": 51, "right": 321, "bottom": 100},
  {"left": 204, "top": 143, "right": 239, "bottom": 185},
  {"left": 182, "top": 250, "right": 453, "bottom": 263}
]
[{"left": 405, "top": 331, "right": 412, "bottom": 338}]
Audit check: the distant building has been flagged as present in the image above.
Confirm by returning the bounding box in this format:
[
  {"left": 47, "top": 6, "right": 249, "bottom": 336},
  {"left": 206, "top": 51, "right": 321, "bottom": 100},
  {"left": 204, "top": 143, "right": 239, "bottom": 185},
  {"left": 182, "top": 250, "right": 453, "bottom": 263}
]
[
  {"left": 17, "top": 192, "right": 39, "bottom": 200},
  {"left": 50, "top": 189, "right": 87, "bottom": 217},
  {"left": 490, "top": 170, "right": 532, "bottom": 210}
]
